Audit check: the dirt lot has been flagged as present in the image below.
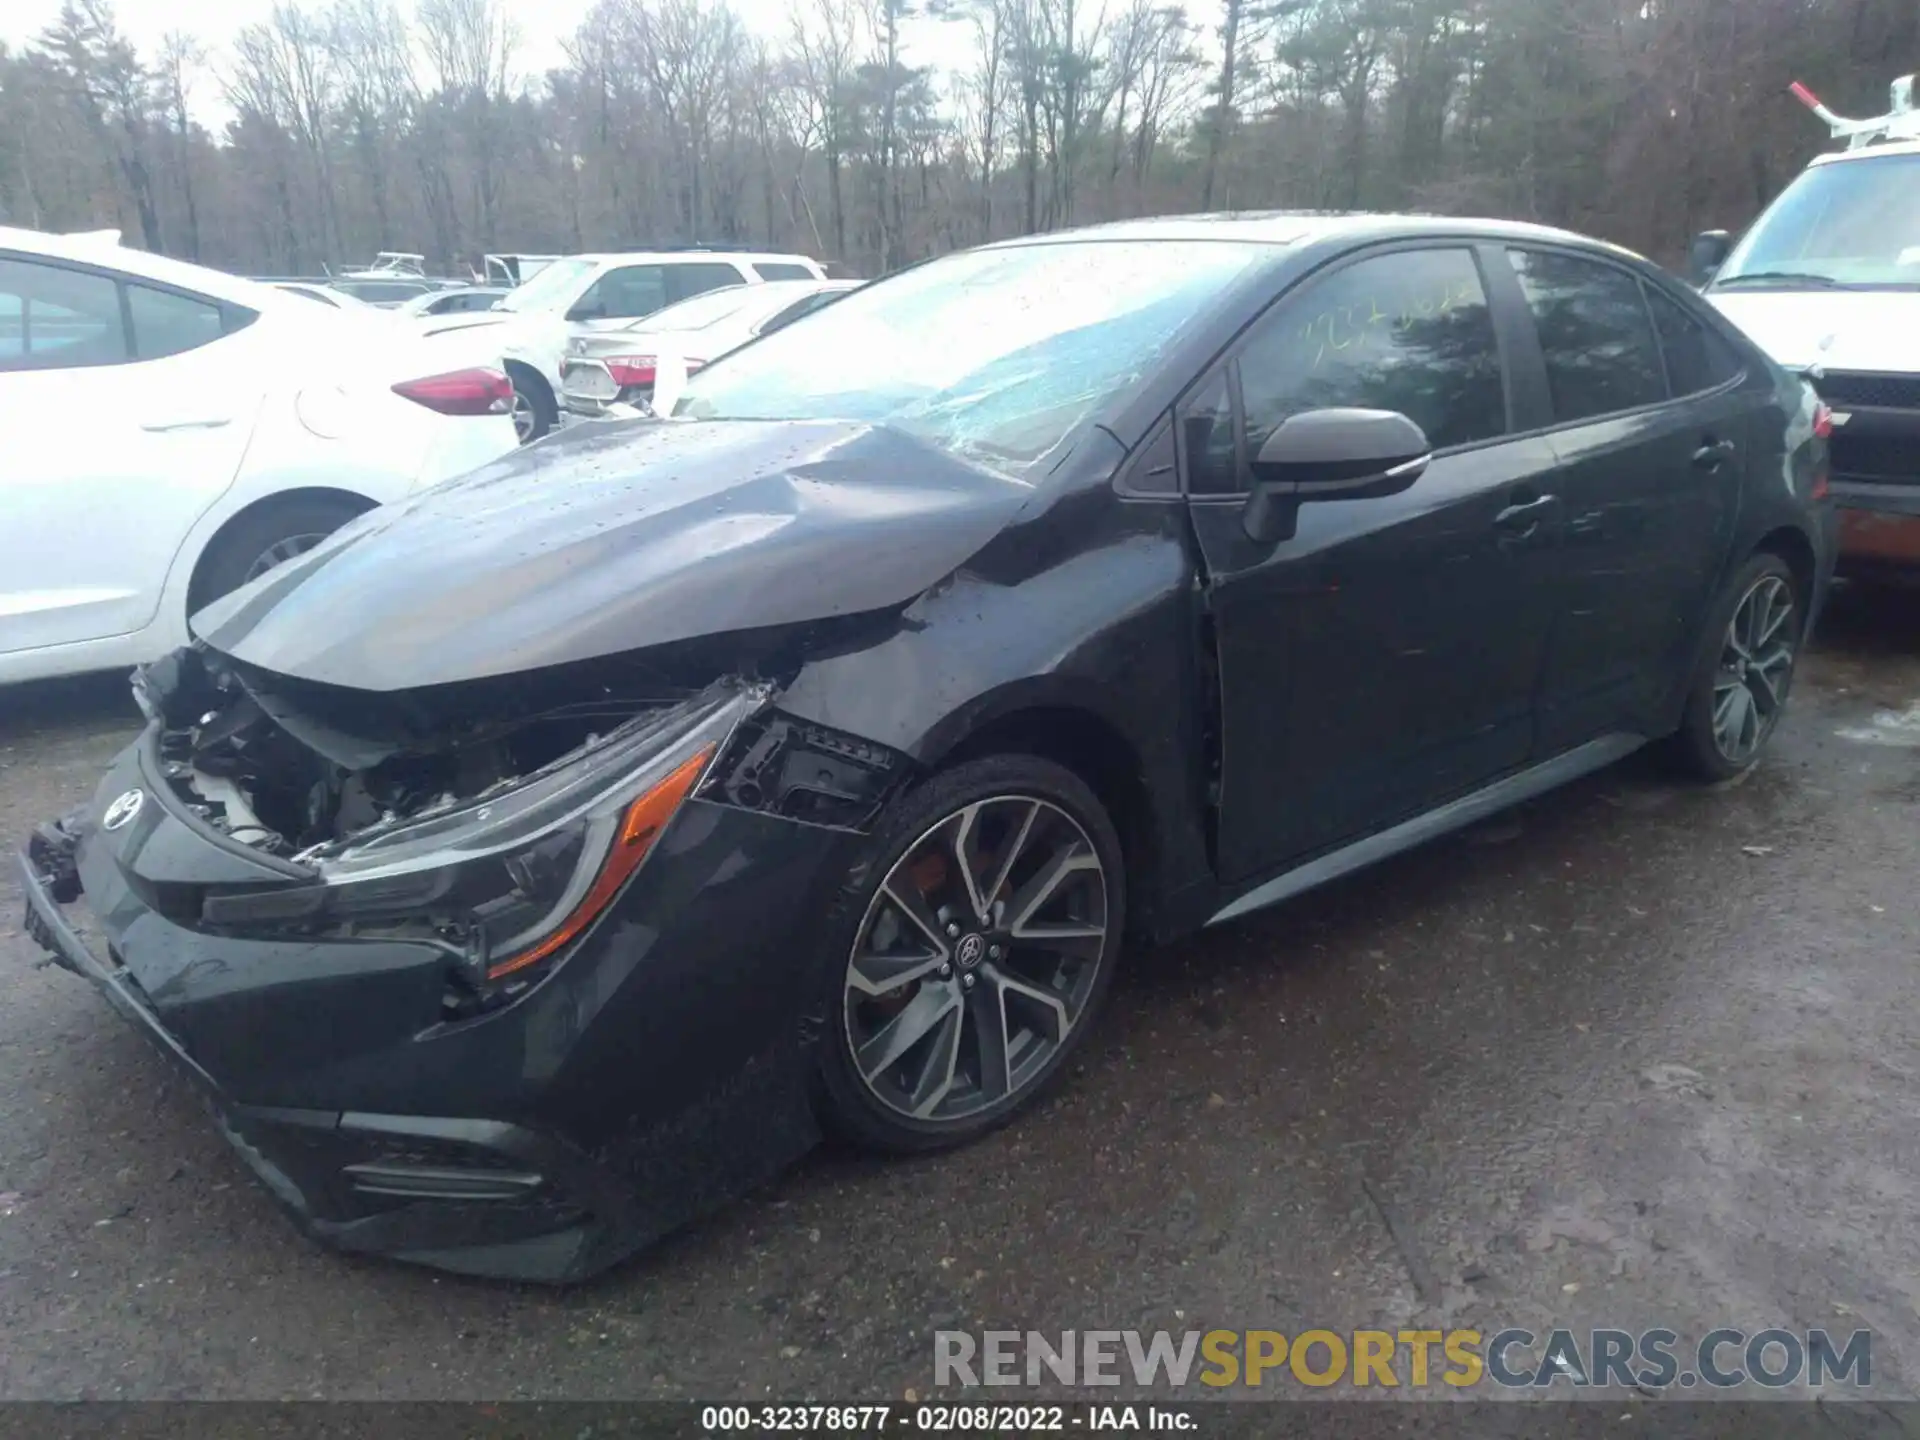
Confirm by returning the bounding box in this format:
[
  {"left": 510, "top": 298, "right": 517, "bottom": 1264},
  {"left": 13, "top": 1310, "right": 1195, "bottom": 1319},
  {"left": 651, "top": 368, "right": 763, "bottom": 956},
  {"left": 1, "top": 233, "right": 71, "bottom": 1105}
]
[{"left": 2, "top": 586, "right": 1918, "bottom": 1404}]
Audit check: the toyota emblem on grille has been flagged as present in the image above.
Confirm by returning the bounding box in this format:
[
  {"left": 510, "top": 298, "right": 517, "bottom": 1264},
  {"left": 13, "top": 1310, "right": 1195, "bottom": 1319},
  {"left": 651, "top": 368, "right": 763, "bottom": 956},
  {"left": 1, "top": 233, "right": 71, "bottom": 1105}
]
[{"left": 102, "top": 789, "right": 144, "bottom": 831}]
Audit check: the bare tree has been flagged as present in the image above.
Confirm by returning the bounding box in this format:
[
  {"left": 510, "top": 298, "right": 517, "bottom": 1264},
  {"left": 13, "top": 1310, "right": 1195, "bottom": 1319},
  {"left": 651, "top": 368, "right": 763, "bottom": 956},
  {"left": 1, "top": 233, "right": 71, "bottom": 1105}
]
[
  {"left": 36, "top": 0, "right": 164, "bottom": 250},
  {"left": 7, "top": 0, "right": 1911, "bottom": 279},
  {"left": 792, "top": 0, "right": 864, "bottom": 256},
  {"left": 154, "top": 32, "right": 203, "bottom": 256}
]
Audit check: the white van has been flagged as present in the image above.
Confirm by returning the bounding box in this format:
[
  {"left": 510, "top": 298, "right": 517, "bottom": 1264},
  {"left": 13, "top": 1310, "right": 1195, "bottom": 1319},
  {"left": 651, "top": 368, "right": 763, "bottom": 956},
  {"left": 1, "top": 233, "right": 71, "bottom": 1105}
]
[{"left": 1691, "top": 76, "right": 1920, "bottom": 576}]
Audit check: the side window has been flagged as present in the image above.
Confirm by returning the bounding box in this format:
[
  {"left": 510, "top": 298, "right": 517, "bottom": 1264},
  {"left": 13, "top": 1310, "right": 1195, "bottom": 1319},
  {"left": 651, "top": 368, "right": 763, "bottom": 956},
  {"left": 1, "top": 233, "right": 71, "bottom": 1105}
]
[
  {"left": 579, "top": 265, "right": 667, "bottom": 319},
  {"left": 1508, "top": 249, "right": 1665, "bottom": 421},
  {"left": 127, "top": 283, "right": 228, "bottom": 360},
  {"left": 668, "top": 263, "right": 750, "bottom": 303},
  {"left": 1235, "top": 246, "right": 1506, "bottom": 466},
  {"left": 754, "top": 262, "right": 816, "bottom": 281},
  {"left": 1644, "top": 285, "right": 1740, "bottom": 397},
  {"left": 0, "top": 258, "right": 129, "bottom": 370},
  {"left": 1182, "top": 372, "right": 1240, "bottom": 495}
]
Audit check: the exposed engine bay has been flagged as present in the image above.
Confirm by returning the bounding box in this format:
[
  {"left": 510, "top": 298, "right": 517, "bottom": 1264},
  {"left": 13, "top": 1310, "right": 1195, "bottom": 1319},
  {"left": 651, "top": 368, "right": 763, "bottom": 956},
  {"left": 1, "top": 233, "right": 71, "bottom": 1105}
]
[{"left": 135, "top": 623, "right": 910, "bottom": 866}]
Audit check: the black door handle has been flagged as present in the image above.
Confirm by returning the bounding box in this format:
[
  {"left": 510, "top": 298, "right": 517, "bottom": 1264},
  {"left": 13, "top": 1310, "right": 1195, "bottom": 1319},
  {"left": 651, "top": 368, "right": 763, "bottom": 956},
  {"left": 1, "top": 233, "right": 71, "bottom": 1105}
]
[
  {"left": 1495, "top": 495, "right": 1559, "bottom": 530},
  {"left": 1693, "top": 438, "right": 1737, "bottom": 469}
]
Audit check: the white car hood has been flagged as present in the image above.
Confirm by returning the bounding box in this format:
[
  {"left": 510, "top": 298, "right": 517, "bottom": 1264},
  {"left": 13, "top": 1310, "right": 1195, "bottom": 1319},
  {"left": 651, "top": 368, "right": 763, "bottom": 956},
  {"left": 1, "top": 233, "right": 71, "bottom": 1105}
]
[{"left": 1708, "top": 290, "right": 1920, "bottom": 374}]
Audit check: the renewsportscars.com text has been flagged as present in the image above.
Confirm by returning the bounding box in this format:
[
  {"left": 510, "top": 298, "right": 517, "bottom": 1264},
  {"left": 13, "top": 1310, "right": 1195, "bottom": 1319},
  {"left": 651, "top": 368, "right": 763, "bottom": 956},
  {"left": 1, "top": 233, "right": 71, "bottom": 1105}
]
[{"left": 934, "top": 1327, "right": 1871, "bottom": 1390}]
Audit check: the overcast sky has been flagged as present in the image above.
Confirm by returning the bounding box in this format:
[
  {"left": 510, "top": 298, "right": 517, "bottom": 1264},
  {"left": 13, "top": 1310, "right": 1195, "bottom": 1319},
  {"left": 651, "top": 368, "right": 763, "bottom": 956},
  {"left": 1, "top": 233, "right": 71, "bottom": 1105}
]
[{"left": 2, "top": 0, "right": 979, "bottom": 126}]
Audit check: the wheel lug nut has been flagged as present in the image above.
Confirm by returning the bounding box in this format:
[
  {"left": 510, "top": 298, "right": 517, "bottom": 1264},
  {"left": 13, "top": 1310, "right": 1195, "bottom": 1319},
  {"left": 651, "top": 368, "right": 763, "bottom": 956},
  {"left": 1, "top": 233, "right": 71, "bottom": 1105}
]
[
  {"left": 988, "top": 945, "right": 1002, "bottom": 960},
  {"left": 962, "top": 973, "right": 976, "bottom": 990},
  {"left": 939, "top": 963, "right": 952, "bottom": 979},
  {"left": 945, "top": 923, "right": 960, "bottom": 938}
]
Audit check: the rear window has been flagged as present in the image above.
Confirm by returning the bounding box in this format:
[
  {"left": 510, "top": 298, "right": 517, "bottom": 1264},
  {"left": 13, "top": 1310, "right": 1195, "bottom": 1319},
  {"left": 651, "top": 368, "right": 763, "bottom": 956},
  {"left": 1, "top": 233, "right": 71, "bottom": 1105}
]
[
  {"left": 129, "top": 283, "right": 227, "bottom": 360},
  {"left": 1644, "top": 286, "right": 1741, "bottom": 397},
  {"left": 340, "top": 281, "right": 430, "bottom": 304},
  {"left": 644, "top": 287, "right": 754, "bottom": 331},
  {"left": 754, "top": 262, "right": 816, "bottom": 281}
]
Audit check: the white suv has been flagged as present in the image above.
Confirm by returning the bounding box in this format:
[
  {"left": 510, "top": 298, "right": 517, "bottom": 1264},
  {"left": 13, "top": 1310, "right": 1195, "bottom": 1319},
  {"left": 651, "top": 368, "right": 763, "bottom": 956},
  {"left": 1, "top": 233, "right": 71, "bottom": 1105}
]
[
  {"left": 430, "top": 249, "right": 827, "bottom": 441},
  {"left": 1693, "top": 76, "right": 1920, "bottom": 575},
  {"left": 0, "top": 227, "right": 521, "bottom": 684}
]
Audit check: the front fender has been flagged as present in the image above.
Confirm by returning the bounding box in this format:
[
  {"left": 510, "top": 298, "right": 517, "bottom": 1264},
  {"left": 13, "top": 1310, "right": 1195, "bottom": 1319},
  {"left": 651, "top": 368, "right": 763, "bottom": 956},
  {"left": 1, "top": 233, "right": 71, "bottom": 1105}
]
[{"left": 778, "top": 499, "right": 1219, "bottom": 941}]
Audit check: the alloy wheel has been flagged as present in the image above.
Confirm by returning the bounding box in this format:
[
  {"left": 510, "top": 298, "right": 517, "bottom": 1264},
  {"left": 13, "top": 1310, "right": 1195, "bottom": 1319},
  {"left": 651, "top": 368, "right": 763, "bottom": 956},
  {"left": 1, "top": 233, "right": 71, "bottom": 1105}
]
[
  {"left": 511, "top": 388, "right": 537, "bottom": 442},
  {"left": 243, "top": 533, "right": 329, "bottom": 584},
  {"left": 843, "top": 795, "right": 1110, "bottom": 1124},
  {"left": 1713, "top": 574, "right": 1796, "bottom": 765}
]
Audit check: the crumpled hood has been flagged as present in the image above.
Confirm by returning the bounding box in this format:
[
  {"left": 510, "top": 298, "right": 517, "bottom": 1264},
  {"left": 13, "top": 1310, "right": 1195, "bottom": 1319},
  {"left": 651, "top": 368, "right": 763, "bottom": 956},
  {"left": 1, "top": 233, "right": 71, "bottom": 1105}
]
[
  {"left": 191, "top": 418, "right": 1035, "bottom": 692},
  {"left": 1707, "top": 290, "right": 1920, "bottom": 372}
]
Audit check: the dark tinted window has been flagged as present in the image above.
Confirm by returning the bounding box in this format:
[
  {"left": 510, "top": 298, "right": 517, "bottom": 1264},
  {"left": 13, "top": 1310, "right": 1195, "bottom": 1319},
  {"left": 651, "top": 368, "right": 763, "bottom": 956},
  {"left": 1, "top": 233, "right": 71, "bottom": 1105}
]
[
  {"left": 668, "top": 262, "right": 748, "bottom": 303},
  {"left": 754, "top": 262, "right": 816, "bottom": 281},
  {"left": 340, "top": 280, "right": 430, "bottom": 303},
  {"left": 128, "top": 283, "right": 227, "bottom": 360},
  {"left": 0, "top": 259, "right": 128, "bottom": 369},
  {"left": 1182, "top": 372, "right": 1239, "bottom": 495},
  {"left": 1508, "top": 249, "right": 1665, "bottom": 421},
  {"left": 1236, "top": 247, "right": 1505, "bottom": 468},
  {"left": 580, "top": 265, "right": 667, "bottom": 319},
  {"left": 1645, "top": 286, "right": 1740, "bottom": 397}
]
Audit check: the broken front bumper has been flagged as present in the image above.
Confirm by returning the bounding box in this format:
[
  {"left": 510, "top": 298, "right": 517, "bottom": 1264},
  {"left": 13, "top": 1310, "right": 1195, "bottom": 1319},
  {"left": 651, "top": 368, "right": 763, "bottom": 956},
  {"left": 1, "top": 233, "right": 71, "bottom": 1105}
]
[
  {"left": 18, "top": 832, "right": 639, "bottom": 1282},
  {"left": 17, "top": 728, "right": 855, "bottom": 1282}
]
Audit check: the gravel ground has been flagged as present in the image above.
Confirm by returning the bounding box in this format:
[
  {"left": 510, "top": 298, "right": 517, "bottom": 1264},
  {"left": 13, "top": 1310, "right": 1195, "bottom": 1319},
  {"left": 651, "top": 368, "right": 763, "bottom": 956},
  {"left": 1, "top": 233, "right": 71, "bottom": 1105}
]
[{"left": 1, "top": 585, "right": 1917, "bottom": 1407}]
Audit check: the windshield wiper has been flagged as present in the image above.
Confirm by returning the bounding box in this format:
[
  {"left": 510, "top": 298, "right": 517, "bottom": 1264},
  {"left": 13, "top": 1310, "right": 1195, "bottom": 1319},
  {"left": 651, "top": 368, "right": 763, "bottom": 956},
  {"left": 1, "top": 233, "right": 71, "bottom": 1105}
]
[{"left": 1714, "top": 271, "right": 1846, "bottom": 289}]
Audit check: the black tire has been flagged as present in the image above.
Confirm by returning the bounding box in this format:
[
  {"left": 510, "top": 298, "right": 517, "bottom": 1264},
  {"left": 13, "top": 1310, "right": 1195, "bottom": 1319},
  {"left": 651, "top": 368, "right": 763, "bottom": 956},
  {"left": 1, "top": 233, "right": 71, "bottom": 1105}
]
[
  {"left": 813, "top": 754, "right": 1126, "bottom": 1156},
  {"left": 508, "top": 366, "right": 555, "bottom": 443},
  {"left": 188, "top": 495, "right": 369, "bottom": 614},
  {"left": 1666, "top": 551, "right": 1803, "bottom": 782}
]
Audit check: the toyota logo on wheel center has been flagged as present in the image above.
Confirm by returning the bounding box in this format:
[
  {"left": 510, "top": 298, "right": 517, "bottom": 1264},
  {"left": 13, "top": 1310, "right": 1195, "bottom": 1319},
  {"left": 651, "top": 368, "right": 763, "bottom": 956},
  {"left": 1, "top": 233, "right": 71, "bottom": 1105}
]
[{"left": 956, "top": 933, "right": 987, "bottom": 970}]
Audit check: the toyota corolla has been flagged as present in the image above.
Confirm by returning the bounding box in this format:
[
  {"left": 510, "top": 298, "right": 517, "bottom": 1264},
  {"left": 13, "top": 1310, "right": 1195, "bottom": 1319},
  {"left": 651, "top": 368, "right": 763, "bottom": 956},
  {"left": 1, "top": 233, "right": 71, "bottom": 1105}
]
[{"left": 20, "top": 215, "right": 1835, "bottom": 1282}]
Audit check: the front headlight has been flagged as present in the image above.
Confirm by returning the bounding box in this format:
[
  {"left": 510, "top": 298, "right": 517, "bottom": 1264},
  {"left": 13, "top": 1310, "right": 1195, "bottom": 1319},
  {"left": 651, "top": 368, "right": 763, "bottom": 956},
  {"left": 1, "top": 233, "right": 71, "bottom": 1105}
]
[{"left": 202, "top": 682, "right": 762, "bottom": 996}]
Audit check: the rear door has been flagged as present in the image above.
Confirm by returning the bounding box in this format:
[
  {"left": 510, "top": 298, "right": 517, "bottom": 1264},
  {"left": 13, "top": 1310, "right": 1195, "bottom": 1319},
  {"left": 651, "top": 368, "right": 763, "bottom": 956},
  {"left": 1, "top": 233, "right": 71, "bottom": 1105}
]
[
  {"left": 1494, "top": 248, "right": 1745, "bottom": 751},
  {"left": 0, "top": 255, "right": 261, "bottom": 656},
  {"left": 1185, "top": 243, "right": 1564, "bottom": 881}
]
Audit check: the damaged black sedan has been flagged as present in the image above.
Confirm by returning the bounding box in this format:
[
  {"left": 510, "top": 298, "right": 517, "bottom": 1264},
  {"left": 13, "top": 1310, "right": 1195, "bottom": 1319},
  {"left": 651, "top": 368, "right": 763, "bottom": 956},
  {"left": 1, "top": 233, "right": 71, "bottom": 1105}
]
[{"left": 20, "top": 215, "right": 1836, "bottom": 1281}]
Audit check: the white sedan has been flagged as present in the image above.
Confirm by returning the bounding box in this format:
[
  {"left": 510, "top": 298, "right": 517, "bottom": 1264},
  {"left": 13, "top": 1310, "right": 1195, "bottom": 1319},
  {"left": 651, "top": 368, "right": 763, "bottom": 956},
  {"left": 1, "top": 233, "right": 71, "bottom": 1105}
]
[
  {"left": 560, "top": 279, "right": 861, "bottom": 419},
  {"left": 0, "top": 227, "right": 521, "bottom": 685}
]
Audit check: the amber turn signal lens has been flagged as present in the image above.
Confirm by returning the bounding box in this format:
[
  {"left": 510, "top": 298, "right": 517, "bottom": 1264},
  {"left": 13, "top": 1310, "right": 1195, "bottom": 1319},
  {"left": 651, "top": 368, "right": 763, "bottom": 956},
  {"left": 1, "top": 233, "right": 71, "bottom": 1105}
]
[{"left": 486, "top": 745, "right": 714, "bottom": 980}]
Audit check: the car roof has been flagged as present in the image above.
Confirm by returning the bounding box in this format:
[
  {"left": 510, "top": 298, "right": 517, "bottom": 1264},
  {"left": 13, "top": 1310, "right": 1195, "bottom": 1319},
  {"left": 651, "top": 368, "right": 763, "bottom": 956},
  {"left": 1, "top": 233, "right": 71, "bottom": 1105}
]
[
  {"left": 577, "top": 251, "right": 821, "bottom": 266},
  {"left": 1807, "top": 137, "right": 1920, "bottom": 166},
  {"left": 0, "top": 225, "right": 278, "bottom": 307},
  {"left": 982, "top": 211, "right": 1649, "bottom": 264}
]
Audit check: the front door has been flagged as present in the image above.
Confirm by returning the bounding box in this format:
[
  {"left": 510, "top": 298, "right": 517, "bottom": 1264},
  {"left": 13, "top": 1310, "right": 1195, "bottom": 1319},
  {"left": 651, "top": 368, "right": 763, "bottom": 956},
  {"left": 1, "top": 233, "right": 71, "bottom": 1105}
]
[{"left": 1184, "top": 244, "right": 1563, "bottom": 882}]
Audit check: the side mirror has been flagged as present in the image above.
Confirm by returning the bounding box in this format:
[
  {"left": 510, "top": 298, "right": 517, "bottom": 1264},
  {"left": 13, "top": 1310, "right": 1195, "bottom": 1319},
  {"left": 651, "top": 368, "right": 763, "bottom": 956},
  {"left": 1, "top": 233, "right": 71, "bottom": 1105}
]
[
  {"left": 1243, "top": 408, "right": 1431, "bottom": 543},
  {"left": 1688, "top": 230, "right": 1731, "bottom": 286}
]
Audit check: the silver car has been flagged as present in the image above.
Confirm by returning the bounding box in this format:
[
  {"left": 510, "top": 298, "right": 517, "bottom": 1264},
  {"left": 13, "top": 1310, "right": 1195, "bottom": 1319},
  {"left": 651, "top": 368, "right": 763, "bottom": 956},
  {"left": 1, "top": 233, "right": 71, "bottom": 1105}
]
[{"left": 561, "top": 279, "right": 860, "bottom": 418}]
